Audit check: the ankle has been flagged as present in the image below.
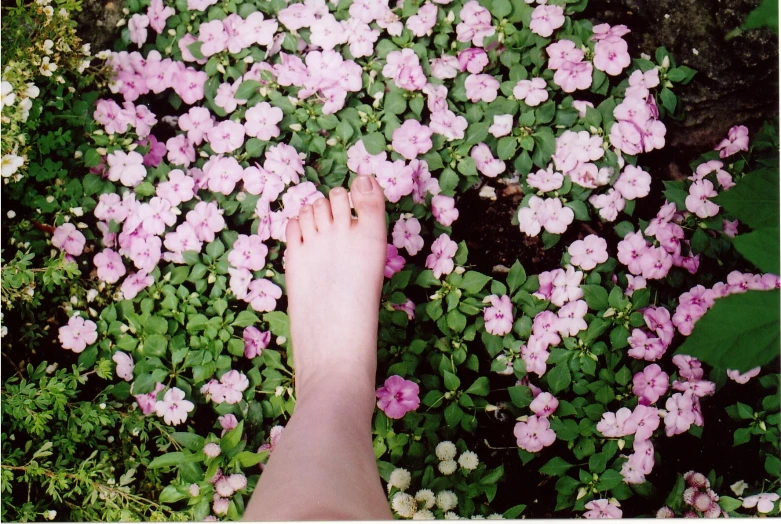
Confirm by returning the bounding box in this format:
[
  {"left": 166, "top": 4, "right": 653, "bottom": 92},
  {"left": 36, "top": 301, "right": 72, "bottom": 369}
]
[{"left": 295, "top": 369, "right": 377, "bottom": 416}]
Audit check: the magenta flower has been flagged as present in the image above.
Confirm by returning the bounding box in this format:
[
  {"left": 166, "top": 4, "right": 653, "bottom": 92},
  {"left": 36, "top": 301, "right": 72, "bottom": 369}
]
[
  {"left": 376, "top": 375, "right": 420, "bottom": 419},
  {"left": 155, "top": 387, "right": 195, "bottom": 426},
  {"left": 431, "top": 195, "right": 460, "bottom": 227},
  {"left": 530, "top": 392, "right": 559, "bottom": 418},
  {"left": 384, "top": 244, "right": 406, "bottom": 279},
  {"left": 243, "top": 326, "right": 270, "bottom": 359},
  {"left": 425, "top": 233, "right": 458, "bottom": 279},
  {"left": 583, "top": 499, "right": 622, "bottom": 519},
  {"left": 627, "top": 328, "right": 666, "bottom": 361},
  {"left": 514, "top": 415, "right": 556, "bottom": 452},
  {"left": 135, "top": 382, "right": 165, "bottom": 415},
  {"left": 58, "top": 315, "right": 98, "bottom": 353},
  {"left": 52, "top": 223, "right": 86, "bottom": 257}
]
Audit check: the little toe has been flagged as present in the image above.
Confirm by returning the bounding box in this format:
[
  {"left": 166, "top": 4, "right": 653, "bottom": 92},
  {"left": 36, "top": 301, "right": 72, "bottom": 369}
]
[
  {"left": 349, "top": 175, "right": 386, "bottom": 231},
  {"left": 298, "top": 204, "right": 316, "bottom": 240},
  {"left": 286, "top": 217, "right": 303, "bottom": 247},
  {"left": 313, "top": 197, "right": 333, "bottom": 231},
  {"left": 329, "top": 186, "right": 352, "bottom": 226}
]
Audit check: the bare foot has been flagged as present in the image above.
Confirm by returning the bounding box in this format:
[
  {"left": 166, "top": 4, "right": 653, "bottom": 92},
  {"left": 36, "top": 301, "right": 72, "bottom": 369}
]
[{"left": 284, "top": 175, "right": 387, "bottom": 403}]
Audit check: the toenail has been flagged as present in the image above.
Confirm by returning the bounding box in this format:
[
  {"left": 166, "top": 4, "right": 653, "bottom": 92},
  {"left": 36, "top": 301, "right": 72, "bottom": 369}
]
[{"left": 356, "top": 175, "right": 373, "bottom": 193}]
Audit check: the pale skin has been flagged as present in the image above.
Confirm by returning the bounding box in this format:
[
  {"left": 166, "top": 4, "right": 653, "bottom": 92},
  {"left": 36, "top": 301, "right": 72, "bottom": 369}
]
[{"left": 243, "top": 175, "right": 394, "bottom": 521}]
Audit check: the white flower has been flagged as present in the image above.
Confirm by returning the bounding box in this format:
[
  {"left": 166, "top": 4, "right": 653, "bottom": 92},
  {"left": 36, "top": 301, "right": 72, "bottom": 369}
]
[
  {"left": 486, "top": 514, "right": 504, "bottom": 519},
  {"left": 743, "top": 493, "right": 780, "bottom": 514},
  {"left": 42, "top": 39, "right": 54, "bottom": 54},
  {"left": 2, "top": 154, "right": 24, "bottom": 178},
  {"left": 82, "top": 43, "right": 91, "bottom": 55},
  {"left": 43, "top": 510, "right": 57, "bottom": 520},
  {"left": 458, "top": 451, "right": 479, "bottom": 470},
  {"left": 39, "top": 56, "right": 57, "bottom": 77},
  {"left": 391, "top": 492, "right": 418, "bottom": 518},
  {"left": 42, "top": 5, "right": 53, "bottom": 15},
  {"left": 435, "top": 441, "right": 457, "bottom": 461},
  {"left": 730, "top": 480, "right": 748, "bottom": 496},
  {"left": 1, "top": 80, "right": 15, "bottom": 109},
  {"left": 24, "top": 83, "right": 39, "bottom": 98},
  {"left": 415, "top": 489, "right": 436, "bottom": 509},
  {"left": 436, "top": 490, "right": 458, "bottom": 511},
  {"left": 189, "top": 484, "right": 200, "bottom": 497},
  {"left": 413, "top": 510, "right": 435, "bottom": 519},
  {"left": 444, "top": 512, "right": 461, "bottom": 519},
  {"left": 389, "top": 468, "right": 412, "bottom": 492},
  {"left": 438, "top": 459, "right": 457, "bottom": 476}
]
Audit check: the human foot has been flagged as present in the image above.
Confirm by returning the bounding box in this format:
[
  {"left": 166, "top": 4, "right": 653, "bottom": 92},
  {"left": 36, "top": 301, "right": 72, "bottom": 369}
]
[{"left": 284, "top": 175, "right": 387, "bottom": 401}]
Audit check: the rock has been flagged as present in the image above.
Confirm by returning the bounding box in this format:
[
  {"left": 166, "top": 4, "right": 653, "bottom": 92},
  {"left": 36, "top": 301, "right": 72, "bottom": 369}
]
[{"left": 74, "top": 0, "right": 124, "bottom": 52}]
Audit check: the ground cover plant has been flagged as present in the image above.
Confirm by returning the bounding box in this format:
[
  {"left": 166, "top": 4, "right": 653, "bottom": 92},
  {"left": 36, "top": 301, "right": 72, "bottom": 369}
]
[{"left": 1, "top": 0, "right": 779, "bottom": 520}]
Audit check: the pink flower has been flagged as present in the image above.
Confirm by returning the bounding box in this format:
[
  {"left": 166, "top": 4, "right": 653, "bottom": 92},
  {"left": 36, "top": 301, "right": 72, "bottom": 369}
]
[
  {"left": 429, "top": 109, "right": 468, "bottom": 140},
  {"left": 58, "top": 315, "right": 98, "bottom": 353},
  {"left": 347, "top": 140, "right": 387, "bottom": 176},
  {"left": 632, "top": 364, "right": 669, "bottom": 404},
  {"left": 137, "top": 197, "right": 176, "bottom": 236},
  {"left": 532, "top": 311, "right": 562, "bottom": 348},
  {"left": 513, "top": 78, "right": 549, "bottom": 107},
  {"left": 627, "top": 328, "right": 666, "bottom": 361},
  {"left": 155, "top": 387, "right": 195, "bottom": 426},
  {"left": 617, "top": 231, "right": 649, "bottom": 275},
  {"left": 456, "top": 1, "right": 495, "bottom": 46},
  {"left": 376, "top": 160, "right": 415, "bottom": 203},
  {"left": 134, "top": 382, "right": 165, "bottom": 414},
  {"left": 464, "top": 74, "right": 500, "bottom": 103},
  {"left": 664, "top": 392, "right": 697, "bottom": 436},
  {"left": 742, "top": 493, "right": 780, "bottom": 514},
  {"left": 726, "top": 366, "right": 761, "bottom": 384},
  {"left": 557, "top": 299, "right": 588, "bottom": 337},
  {"left": 172, "top": 67, "right": 207, "bottom": 105},
  {"left": 568, "top": 234, "right": 608, "bottom": 271},
  {"left": 94, "top": 249, "right": 127, "bottom": 283},
  {"left": 121, "top": 271, "right": 154, "bottom": 300},
  {"left": 425, "top": 233, "right": 458, "bottom": 279},
  {"left": 218, "top": 414, "right": 238, "bottom": 436},
  {"left": 431, "top": 195, "right": 459, "bottom": 226},
  {"left": 715, "top": 125, "right": 749, "bottom": 158},
  {"left": 246, "top": 278, "right": 282, "bottom": 312},
  {"left": 615, "top": 165, "right": 651, "bottom": 200},
  {"left": 514, "top": 415, "right": 556, "bottom": 452},
  {"left": 107, "top": 150, "right": 147, "bottom": 187},
  {"left": 166, "top": 134, "right": 196, "bottom": 167},
  {"left": 527, "top": 167, "right": 564, "bottom": 192},
  {"left": 245, "top": 102, "right": 283, "bottom": 141},
  {"left": 392, "top": 120, "right": 433, "bottom": 160},
  {"left": 471, "top": 143, "right": 506, "bottom": 178},
  {"left": 406, "top": 3, "right": 438, "bottom": 36},
  {"left": 489, "top": 114, "right": 513, "bottom": 137},
  {"left": 518, "top": 196, "right": 544, "bottom": 236},
  {"left": 228, "top": 234, "right": 268, "bottom": 271},
  {"left": 529, "top": 5, "right": 565, "bottom": 37},
  {"left": 147, "top": 0, "right": 173, "bottom": 33},
  {"left": 589, "top": 188, "right": 626, "bottom": 222},
  {"left": 186, "top": 201, "right": 225, "bottom": 243},
  {"left": 521, "top": 336, "right": 550, "bottom": 377},
  {"left": 94, "top": 99, "right": 134, "bottom": 134},
  {"left": 546, "top": 39, "right": 584, "bottom": 70},
  {"left": 384, "top": 244, "right": 406, "bottom": 278},
  {"left": 391, "top": 299, "right": 415, "bottom": 320},
  {"left": 376, "top": 375, "right": 420, "bottom": 419},
  {"left": 264, "top": 143, "right": 304, "bottom": 185},
  {"left": 156, "top": 169, "right": 195, "bottom": 207},
  {"left": 596, "top": 407, "right": 638, "bottom": 437},
  {"left": 392, "top": 217, "right": 425, "bottom": 256},
  {"left": 630, "top": 404, "right": 660, "bottom": 441},
  {"left": 538, "top": 197, "right": 574, "bottom": 234},
  {"left": 672, "top": 354, "right": 704, "bottom": 381},
  {"left": 530, "top": 392, "right": 558, "bottom": 418},
  {"left": 593, "top": 38, "right": 631, "bottom": 76},
  {"left": 685, "top": 180, "right": 720, "bottom": 218},
  {"left": 112, "top": 351, "right": 135, "bottom": 381},
  {"left": 483, "top": 294, "right": 513, "bottom": 336},
  {"left": 457, "top": 48, "right": 489, "bottom": 74},
  {"left": 179, "top": 106, "right": 214, "bottom": 145},
  {"left": 52, "top": 223, "right": 86, "bottom": 257},
  {"left": 620, "top": 450, "right": 650, "bottom": 484},
  {"left": 128, "top": 14, "right": 149, "bottom": 47},
  {"left": 430, "top": 55, "right": 460, "bottom": 80},
  {"left": 206, "top": 120, "right": 245, "bottom": 155},
  {"left": 583, "top": 499, "right": 622, "bottom": 519}
]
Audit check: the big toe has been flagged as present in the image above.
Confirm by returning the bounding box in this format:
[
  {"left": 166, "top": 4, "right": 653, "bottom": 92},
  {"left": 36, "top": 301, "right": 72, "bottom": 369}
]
[{"left": 349, "top": 175, "right": 386, "bottom": 232}]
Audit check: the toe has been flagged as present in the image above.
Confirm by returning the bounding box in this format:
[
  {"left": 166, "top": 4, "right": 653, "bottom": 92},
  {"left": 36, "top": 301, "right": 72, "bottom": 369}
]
[
  {"left": 329, "top": 186, "right": 352, "bottom": 227},
  {"left": 298, "top": 204, "right": 316, "bottom": 240},
  {"left": 313, "top": 197, "right": 333, "bottom": 231},
  {"left": 286, "top": 217, "right": 303, "bottom": 247},
  {"left": 349, "top": 175, "right": 386, "bottom": 231}
]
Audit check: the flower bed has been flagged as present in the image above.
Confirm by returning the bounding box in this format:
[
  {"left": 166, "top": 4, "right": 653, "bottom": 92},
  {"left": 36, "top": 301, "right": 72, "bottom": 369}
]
[{"left": 2, "top": 0, "right": 779, "bottom": 520}]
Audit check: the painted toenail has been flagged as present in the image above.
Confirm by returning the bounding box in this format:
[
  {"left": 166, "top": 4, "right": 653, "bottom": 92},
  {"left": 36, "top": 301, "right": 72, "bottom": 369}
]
[{"left": 356, "top": 175, "right": 373, "bottom": 193}]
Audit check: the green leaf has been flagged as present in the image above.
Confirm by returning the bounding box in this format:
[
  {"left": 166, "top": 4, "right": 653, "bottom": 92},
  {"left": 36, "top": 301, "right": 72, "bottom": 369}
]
[
  {"left": 491, "top": 0, "right": 513, "bottom": 18},
  {"left": 665, "top": 474, "right": 686, "bottom": 512},
  {"left": 159, "top": 485, "right": 187, "bottom": 504},
  {"left": 362, "top": 132, "right": 386, "bottom": 155},
  {"left": 595, "top": 469, "right": 624, "bottom": 491},
  {"left": 232, "top": 310, "right": 260, "bottom": 327},
  {"left": 144, "top": 334, "right": 168, "bottom": 357},
  {"left": 385, "top": 91, "right": 407, "bottom": 114},
  {"left": 465, "top": 377, "right": 490, "bottom": 396},
  {"left": 234, "top": 80, "right": 261, "bottom": 100},
  {"left": 171, "top": 432, "right": 205, "bottom": 451},
  {"left": 234, "top": 451, "right": 265, "bottom": 467},
  {"left": 546, "top": 363, "right": 571, "bottom": 395},
  {"left": 444, "top": 370, "right": 461, "bottom": 391},
  {"left": 659, "top": 88, "right": 677, "bottom": 113},
  {"left": 503, "top": 504, "right": 526, "bottom": 519},
  {"left": 765, "top": 454, "right": 781, "bottom": 477},
  {"left": 508, "top": 385, "right": 532, "bottom": 408},
  {"left": 539, "top": 457, "right": 573, "bottom": 476},
  {"left": 733, "top": 227, "right": 780, "bottom": 273},
  {"left": 674, "top": 290, "right": 780, "bottom": 372},
  {"left": 459, "top": 271, "right": 492, "bottom": 294},
  {"left": 221, "top": 420, "right": 244, "bottom": 450},
  {"left": 497, "top": 137, "right": 517, "bottom": 160},
  {"left": 507, "top": 260, "right": 527, "bottom": 293},
  {"left": 444, "top": 402, "right": 464, "bottom": 427},
  {"left": 714, "top": 167, "right": 779, "bottom": 231},
  {"left": 446, "top": 309, "right": 467, "bottom": 333},
  {"left": 148, "top": 452, "right": 186, "bottom": 469},
  {"left": 719, "top": 496, "right": 744, "bottom": 512},
  {"left": 581, "top": 285, "right": 609, "bottom": 311},
  {"left": 743, "top": 0, "right": 779, "bottom": 32}
]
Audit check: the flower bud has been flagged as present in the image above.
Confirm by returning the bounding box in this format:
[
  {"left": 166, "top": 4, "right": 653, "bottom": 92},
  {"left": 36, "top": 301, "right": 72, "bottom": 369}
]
[
  {"left": 576, "top": 487, "right": 587, "bottom": 500},
  {"left": 289, "top": 123, "right": 302, "bottom": 132},
  {"left": 275, "top": 386, "right": 285, "bottom": 397},
  {"left": 276, "top": 335, "right": 286, "bottom": 345},
  {"left": 661, "top": 56, "right": 670, "bottom": 69},
  {"left": 454, "top": 267, "right": 465, "bottom": 275}
]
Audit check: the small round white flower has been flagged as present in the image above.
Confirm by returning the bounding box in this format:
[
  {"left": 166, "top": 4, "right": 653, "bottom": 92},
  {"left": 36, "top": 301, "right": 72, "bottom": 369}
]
[
  {"left": 436, "top": 490, "right": 458, "bottom": 511},
  {"left": 391, "top": 492, "right": 418, "bottom": 518},
  {"left": 203, "top": 443, "right": 221, "bottom": 458},
  {"left": 389, "top": 468, "right": 412, "bottom": 491},
  {"left": 43, "top": 510, "right": 57, "bottom": 520},
  {"left": 438, "top": 460, "right": 457, "bottom": 476},
  {"left": 458, "top": 451, "right": 479, "bottom": 470},
  {"left": 435, "top": 441, "right": 457, "bottom": 461},
  {"left": 444, "top": 511, "right": 461, "bottom": 519},
  {"left": 413, "top": 509, "right": 435, "bottom": 519},
  {"left": 486, "top": 514, "right": 504, "bottom": 519},
  {"left": 189, "top": 483, "right": 200, "bottom": 497},
  {"left": 415, "top": 489, "right": 436, "bottom": 509}
]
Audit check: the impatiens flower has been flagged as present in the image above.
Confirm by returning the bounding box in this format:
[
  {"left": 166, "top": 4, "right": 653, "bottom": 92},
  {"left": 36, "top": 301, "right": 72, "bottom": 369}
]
[
  {"left": 685, "top": 179, "right": 720, "bottom": 218},
  {"left": 425, "top": 233, "right": 458, "bottom": 279},
  {"left": 464, "top": 74, "right": 500, "bottom": 103},
  {"left": 121, "top": 271, "right": 154, "bottom": 300},
  {"left": 246, "top": 278, "right": 283, "bottom": 312},
  {"left": 243, "top": 326, "right": 270, "bottom": 359},
  {"left": 514, "top": 415, "right": 556, "bottom": 452},
  {"left": 615, "top": 165, "right": 652, "bottom": 200},
  {"left": 94, "top": 249, "right": 127, "bottom": 283},
  {"left": 58, "top": 315, "right": 98, "bottom": 353},
  {"left": 513, "top": 78, "right": 549, "bottom": 106},
  {"left": 385, "top": 244, "right": 406, "bottom": 278},
  {"left": 529, "top": 392, "right": 558, "bottom": 418},
  {"left": 483, "top": 294, "right": 513, "bottom": 336},
  {"left": 538, "top": 197, "right": 574, "bottom": 234},
  {"left": 596, "top": 407, "right": 638, "bottom": 437},
  {"left": 672, "top": 355, "right": 704, "bottom": 381},
  {"left": 726, "top": 367, "right": 761, "bottom": 384},
  {"left": 632, "top": 364, "right": 669, "bottom": 404},
  {"left": 431, "top": 195, "right": 459, "bottom": 226},
  {"left": 112, "top": 351, "right": 134, "bottom": 381},
  {"left": 583, "top": 499, "right": 622, "bottom": 519},
  {"left": 429, "top": 109, "right": 468, "bottom": 140},
  {"left": 218, "top": 414, "right": 238, "bottom": 436},
  {"left": 376, "top": 375, "right": 420, "bottom": 419},
  {"left": 627, "top": 328, "right": 666, "bottom": 361},
  {"left": 376, "top": 160, "right": 415, "bottom": 202},
  {"left": 228, "top": 234, "right": 268, "bottom": 271},
  {"left": 529, "top": 5, "right": 565, "bottom": 37},
  {"left": 155, "top": 387, "right": 195, "bottom": 426},
  {"left": 527, "top": 167, "right": 564, "bottom": 193},
  {"left": 52, "top": 223, "right": 86, "bottom": 257},
  {"left": 630, "top": 404, "right": 660, "bottom": 441},
  {"left": 134, "top": 382, "right": 166, "bottom": 415},
  {"left": 715, "top": 125, "right": 749, "bottom": 158},
  {"left": 489, "top": 114, "right": 513, "bottom": 137},
  {"left": 392, "top": 217, "right": 425, "bottom": 256},
  {"left": 568, "top": 234, "right": 608, "bottom": 271},
  {"left": 392, "top": 120, "right": 433, "bottom": 160},
  {"left": 458, "top": 48, "right": 488, "bottom": 74},
  {"left": 742, "top": 493, "right": 780, "bottom": 514},
  {"left": 245, "top": 101, "right": 283, "bottom": 141},
  {"left": 593, "top": 38, "right": 631, "bottom": 76},
  {"left": 663, "top": 392, "right": 697, "bottom": 436},
  {"left": 107, "top": 150, "right": 147, "bottom": 187}
]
